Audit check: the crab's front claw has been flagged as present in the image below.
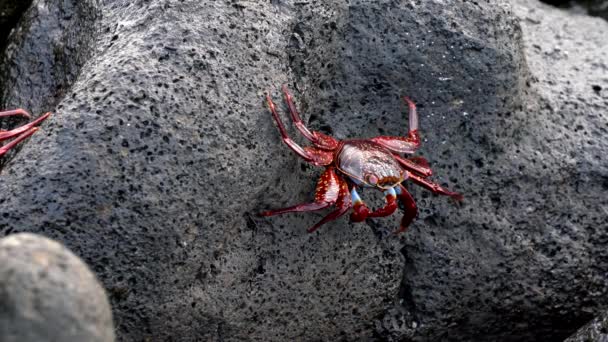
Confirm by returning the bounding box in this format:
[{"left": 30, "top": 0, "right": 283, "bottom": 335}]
[
  {"left": 350, "top": 202, "right": 370, "bottom": 222},
  {"left": 0, "top": 111, "right": 52, "bottom": 158},
  {"left": 349, "top": 189, "right": 370, "bottom": 222}
]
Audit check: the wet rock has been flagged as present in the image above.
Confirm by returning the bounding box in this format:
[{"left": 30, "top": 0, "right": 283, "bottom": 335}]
[
  {"left": 565, "top": 311, "right": 608, "bottom": 342},
  {"left": 0, "top": 233, "right": 114, "bottom": 342},
  {"left": 0, "top": 0, "right": 607, "bottom": 341}
]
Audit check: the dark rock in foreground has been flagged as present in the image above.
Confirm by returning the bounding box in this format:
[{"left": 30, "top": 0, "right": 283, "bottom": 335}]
[{"left": 0, "top": 233, "right": 114, "bottom": 342}]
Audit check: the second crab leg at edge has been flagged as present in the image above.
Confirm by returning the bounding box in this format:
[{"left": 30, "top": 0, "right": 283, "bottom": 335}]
[{"left": 0, "top": 111, "right": 52, "bottom": 158}]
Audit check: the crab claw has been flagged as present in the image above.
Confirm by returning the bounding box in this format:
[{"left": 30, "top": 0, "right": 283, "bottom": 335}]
[{"left": 349, "top": 188, "right": 369, "bottom": 222}]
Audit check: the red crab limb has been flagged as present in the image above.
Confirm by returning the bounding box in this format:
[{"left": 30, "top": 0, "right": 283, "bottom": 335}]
[
  {"left": 408, "top": 172, "right": 463, "bottom": 201},
  {"left": 408, "top": 156, "right": 430, "bottom": 168},
  {"left": 0, "top": 111, "right": 51, "bottom": 158},
  {"left": 350, "top": 187, "right": 398, "bottom": 222},
  {"left": 266, "top": 94, "right": 333, "bottom": 166},
  {"left": 350, "top": 187, "right": 370, "bottom": 222},
  {"left": 370, "top": 96, "right": 421, "bottom": 154},
  {"left": 307, "top": 174, "right": 352, "bottom": 233},
  {"left": 281, "top": 85, "right": 338, "bottom": 150},
  {"left": 368, "top": 187, "right": 398, "bottom": 218},
  {"left": 0, "top": 127, "right": 39, "bottom": 157},
  {"left": 0, "top": 108, "right": 32, "bottom": 119},
  {"left": 260, "top": 166, "right": 340, "bottom": 216},
  {"left": 394, "top": 184, "right": 418, "bottom": 234},
  {"left": 393, "top": 154, "right": 433, "bottom": 178}
]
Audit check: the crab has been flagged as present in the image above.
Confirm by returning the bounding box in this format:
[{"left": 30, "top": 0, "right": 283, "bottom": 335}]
[
  {"left": 260, "top": 85, "right": 462, "bottom": 234},
  {"left": 0, "top": 109, "right": 52, "bottom": 158}
]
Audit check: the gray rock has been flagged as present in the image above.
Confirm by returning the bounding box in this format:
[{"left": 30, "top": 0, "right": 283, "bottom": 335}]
[
  {"left": 0, "top": 0, "right": 32, "bottom": 46},
  {"left": 0, "top": 0, "right": 607, "bottom": 341},
  {"left": 378, "top": 1, "right": 608, "bottom": 340},
  {"left": 0, "top": 233, "right": 114, "bottom": 342},
  {"left": 0, "top": 0, "right": 99, "bottom": 113},
  {"left": 1, "top": 1, "right": 402, "bottom": 340},
  {"left": 565, "top": 311, "right": 608, "bottom": 342}
]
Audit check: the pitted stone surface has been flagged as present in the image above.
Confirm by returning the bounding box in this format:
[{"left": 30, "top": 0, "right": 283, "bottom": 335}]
[
  {"left": 1, "top": 1, "right": 401, "bottom": 341},
  {"left": 565, "top": 311, "right": 608, "bottom": 342}
]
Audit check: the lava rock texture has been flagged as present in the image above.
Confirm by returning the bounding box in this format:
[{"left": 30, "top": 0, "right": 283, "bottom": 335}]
[
  {"left": 0, "top": 0, "right": 606, "bottom": 341},
  {"left": 0, "top": 233, "right": 114, "bottom": 342},
  {"left": 565, "top": 311, "right": 608, "bottom": 342}
]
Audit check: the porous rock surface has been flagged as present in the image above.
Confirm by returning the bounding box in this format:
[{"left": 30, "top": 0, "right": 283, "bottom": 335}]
[
  {"left": 565, "top": 311, "right": 608, "bottom": 342},
  {"left": 0, "top": 233, "right": 114, "bottom": 342},
  {"left": 2, "top": 1, "right": 402, "bottom": 341},
  {"left": 0, "top": 0, "right": 607, "bottom": 341}
]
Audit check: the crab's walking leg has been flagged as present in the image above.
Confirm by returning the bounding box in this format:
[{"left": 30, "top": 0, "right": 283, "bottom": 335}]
[
  {"left": 281, "top": 85, "right": 338, "bottom": 150},
  {"left": 393, "top": 154, "right": 433, "bottom": 178},
  {"left": 266, "top": 94, "right": 333, "bottom": 166},
  {"left": 408, "top": 173, "right": 463, "bottom": 201},
  {"left": 307, "top": 175, "right": 352, "bottom": 233},
  {"left": 0, "top": 112, "right": 51, "bottom": 158},
  {"left": 370, "top": 96, "right": 421, "bottom": 154},
  {"left": 0, "top": 109, "right": 32, "bottom": 119},
  {"left": 0, "top": 127, "right": 39, "bottom": 157},
  {"left": 394, "top": 185, "right": 418, "bottom": 234},
  {"left": 260, "top": 166, "right": 341, "bottom": 217},
  {"left": 0, "top": 112, "right": 51, "bottom": 142}
]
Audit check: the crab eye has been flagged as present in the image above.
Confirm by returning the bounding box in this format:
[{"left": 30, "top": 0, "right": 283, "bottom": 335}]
[{"left": 366, "top": 174, "right": 378, "bottom": 185}]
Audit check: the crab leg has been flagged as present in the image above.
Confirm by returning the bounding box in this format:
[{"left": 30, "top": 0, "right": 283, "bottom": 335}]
[
  {"left": 266, "top": 94, "right": 333, "bottom": 166},
  {"left": 0, "top": 112, "right": 51, "bottom": 158},
  {"left": 281, "top": 85, "right": 338, "bottom": 150},
  {"left": 394, "top": 184, "right": 418, "bottom": 234},
  {"left": 307, "top": 174, "right": 351, "bottom": 233},
  {"left": 408, "top": 173, "right": 463, "bottom": 201},
  {"left": 393, "top": 154, "right": 433, "bottom": 178},
  {"left": 370, "top": 96, "right": 421, "bottom": 154},
  {"left": 0, "top": 109, "right": 32, "bottom": 119},
  {"left": 260, "top": 166, "right": 341, "bottom": 216},
  {"left": 0, "top": 112, "right": 51, "bottom": 142},
  {"left": 0, "top": 127, "right": 39, "bottom": 157}
]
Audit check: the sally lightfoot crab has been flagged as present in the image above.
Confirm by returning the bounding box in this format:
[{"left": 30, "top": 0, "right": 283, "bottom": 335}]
[
  {"left": 260, "top": 85, "right": 462, "bottom": 234},
  {"left": 0, "top": 109, "right": 51, "bottom": 158}
]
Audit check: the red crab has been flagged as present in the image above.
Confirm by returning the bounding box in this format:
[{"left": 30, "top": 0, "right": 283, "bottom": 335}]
[
  {"left": 0, "top": 109, "right": 51, "bottom": 158},
  {"left": 260, "top": 85, "right": 462, "bottom": 234}
]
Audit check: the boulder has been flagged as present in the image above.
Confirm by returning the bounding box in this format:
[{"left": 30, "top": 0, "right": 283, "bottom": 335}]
[
  {"left": 0, "top": 233, "right": 114, "bottom": 342},
  {"left": 1, "top": 1, "right": 402, "bottom": 340}
]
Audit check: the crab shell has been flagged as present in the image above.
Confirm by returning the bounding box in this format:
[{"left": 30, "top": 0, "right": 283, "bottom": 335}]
[{"left": 335, "top": 140, "right": 408, "bottom": 189}]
